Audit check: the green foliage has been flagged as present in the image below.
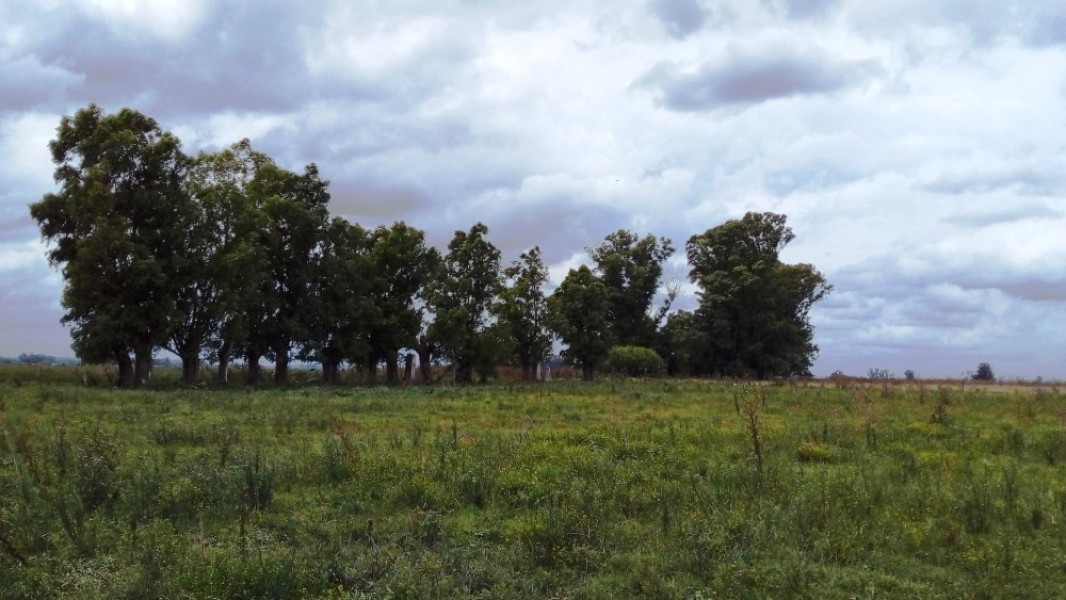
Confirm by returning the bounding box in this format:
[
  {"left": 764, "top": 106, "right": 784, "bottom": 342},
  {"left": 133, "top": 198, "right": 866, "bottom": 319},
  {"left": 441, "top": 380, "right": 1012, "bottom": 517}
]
[
  {"left": 363, "top": 222, "right": 440, "bottom": 383},
  {"left": 495, "top": 246, "right": 552, "bottom": 379},
  {"left": 686, "top": 212, "right": 832, "bottom": 378},
  {"left": 29, "top": 104, "right": 189, "bottom": 386},
  {"left": 547, "top": 266, "right": 613, "bottom": 380},
  {"left": 603, "top": 346, "right": 665, "bottom": 377},
  {"left": 427, "top": 223, "right": 503, "bottom": 383},
  {"left": 588, "top": 230, "right": 674, "bottom": 347},
  {"left": 974, "top": 362, "right": 995, "bottom": 381}
]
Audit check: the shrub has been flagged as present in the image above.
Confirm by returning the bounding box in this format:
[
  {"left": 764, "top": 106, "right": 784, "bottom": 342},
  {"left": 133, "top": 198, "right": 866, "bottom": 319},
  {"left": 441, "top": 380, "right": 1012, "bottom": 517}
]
[
  {"left": 973, "top": 362, "right": 994, "bottom": 381},
  {"left": 603, "top": 346, "right": 664, "bottom": 377}
]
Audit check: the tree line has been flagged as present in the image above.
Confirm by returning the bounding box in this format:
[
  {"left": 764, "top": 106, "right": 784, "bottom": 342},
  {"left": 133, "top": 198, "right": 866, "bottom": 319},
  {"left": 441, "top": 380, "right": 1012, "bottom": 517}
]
[{"left": 29, "top": 105, "right": 832, "bottom": 387}]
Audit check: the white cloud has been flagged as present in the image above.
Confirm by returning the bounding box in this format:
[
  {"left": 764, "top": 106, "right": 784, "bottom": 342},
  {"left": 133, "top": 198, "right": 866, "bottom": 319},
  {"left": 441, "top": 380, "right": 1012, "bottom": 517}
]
[
  {"left": 0, "top": 0, "right": 1064, "bottom": 376},
  {"left": 72, "top": 0, "right": 208, "bottom": 41}
]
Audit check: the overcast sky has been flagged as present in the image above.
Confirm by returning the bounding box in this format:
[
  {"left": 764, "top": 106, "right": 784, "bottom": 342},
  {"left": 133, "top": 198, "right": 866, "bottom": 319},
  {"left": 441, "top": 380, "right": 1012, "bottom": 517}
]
[{"left": 2, "top": 0, "right": 1065, "bottom": 378}]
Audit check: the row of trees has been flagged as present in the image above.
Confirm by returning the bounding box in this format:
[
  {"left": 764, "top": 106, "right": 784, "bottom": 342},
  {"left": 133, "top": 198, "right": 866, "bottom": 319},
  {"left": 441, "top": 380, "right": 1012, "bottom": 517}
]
[{"left": 30, "top": 105, "right": 832, "bottom": 387}]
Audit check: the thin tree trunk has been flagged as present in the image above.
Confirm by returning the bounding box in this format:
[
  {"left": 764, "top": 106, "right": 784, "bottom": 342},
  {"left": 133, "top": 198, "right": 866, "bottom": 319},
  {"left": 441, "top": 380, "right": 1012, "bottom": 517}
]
[
  {"left": 403, "top": 353, "right": 414, "bottom": 384},
  {"left": 366, "top": 361, "right": 377, "bottom": 385},
  {"left": 385, "top": 353, "right": 399, "bottom": 385},
  {"left": 246, "top": 348, "right": 262, "bottom": 386},
  {"left": 418, "top": 344, "right": 433, "bottom": 384},
  {"left": 133, "top": 337, "right": 153, "bottom": 387},
  {"left": 582, "top": 364, "right": 594, "bottom": 381},
  {"left": 217, "top": 341, "right": 231, "bottom": 384},
  {"left": 114, "top": 348, "right": 134, "bottom": 388}
]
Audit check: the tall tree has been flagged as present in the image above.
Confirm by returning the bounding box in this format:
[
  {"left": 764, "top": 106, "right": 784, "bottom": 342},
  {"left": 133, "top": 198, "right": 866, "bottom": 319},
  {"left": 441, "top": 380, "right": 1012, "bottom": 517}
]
[
  {"left": 547, "top": 265, "right": 612, "bottom": 381},
  {"left": 495, "top": 246, "right": 552, "bottom": 380},
  {"left": 304, "top": 217, "right": 375, "bottom": 384},
  {"left": 248, "top": 162, "right": 331, "bottom": 385},
  {"left": 364, "top": 222, "right": 440, "bottom": 384},
  {"left": 588, "top": 230, "right": 674, "bottom": 348},
  {"left": 167, "top": 140, "right": 267, "bottom": 384},
  {"left": 29, "top": 105, "right": 187, "bottom": 386},
  {"left": 686, "top": 212, "right": 831, "bottom": 378},
  {"left": 427, "top": 223, "right": 502, "bottom": 383}
]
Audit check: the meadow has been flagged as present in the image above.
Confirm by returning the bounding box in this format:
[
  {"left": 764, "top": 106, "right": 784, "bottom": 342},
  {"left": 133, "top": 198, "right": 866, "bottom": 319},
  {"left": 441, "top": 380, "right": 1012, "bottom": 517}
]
[{"left": 2, "top": 366, "right": 1065, "bottom": 598}]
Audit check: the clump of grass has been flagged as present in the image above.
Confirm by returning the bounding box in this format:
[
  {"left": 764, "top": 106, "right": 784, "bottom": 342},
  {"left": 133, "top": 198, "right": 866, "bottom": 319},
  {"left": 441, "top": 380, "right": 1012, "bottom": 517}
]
[{"left": 796, "top": 441, "right": 839, "bottom": 463}]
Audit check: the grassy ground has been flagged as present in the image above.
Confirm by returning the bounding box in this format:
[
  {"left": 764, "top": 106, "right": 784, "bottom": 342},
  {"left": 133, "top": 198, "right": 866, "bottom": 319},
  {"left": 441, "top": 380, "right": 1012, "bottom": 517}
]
[{"left": 2, "top": 371, "right": 1066, "bottom": 598}]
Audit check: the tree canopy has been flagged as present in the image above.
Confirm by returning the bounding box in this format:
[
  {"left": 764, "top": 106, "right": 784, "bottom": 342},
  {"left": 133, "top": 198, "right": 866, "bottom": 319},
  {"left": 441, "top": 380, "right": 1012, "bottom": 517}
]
[
  {"left": 683, "top": 212, "right": 832, "bottom": 378},
  {"left": 31, "top": 106, "right": 835, "bottom": 385}
]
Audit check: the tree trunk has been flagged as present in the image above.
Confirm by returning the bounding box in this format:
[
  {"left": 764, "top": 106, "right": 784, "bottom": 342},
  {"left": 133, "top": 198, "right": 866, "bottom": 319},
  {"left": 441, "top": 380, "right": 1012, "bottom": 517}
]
[
  {"left": 322, "top": 359, "right": 343, "bottom": 385},
  {"left": 418, "top": 344, "right": 433, "bottom": 384},
  {"left": 385, "top": 353, "right": 399, "bottom": 385},
  {"left": 217, "top": 341, "right": 231, "bottom": 384},
  {"left": 582, "top": 364, "right": 594, "bottom": 381},
  {"left": 133, "top": 338, "right": 153, "bottom": 388},
  {"left": 456, "top": 360, "right": 473, "bottom": 384},
  {"left": 403, "top": 353, "right": 414, "bottom": 383},
  {"left": 114, "top": 348, "right": 134, "bottom": 388},
  {"left": 246, "top": 349, "right": 262, "bottom": 386},
  {"left": 274, "top": 347, "right": 290, "bottom": 385},
  {"left": 366, "top": 361, "right": 377, "bottom": 385},
  {"left": 181, "top": 351, "right": 201, "bottom": 385},
  {"left": 521, "top": 361, "right": 534, "bottom": 381}
]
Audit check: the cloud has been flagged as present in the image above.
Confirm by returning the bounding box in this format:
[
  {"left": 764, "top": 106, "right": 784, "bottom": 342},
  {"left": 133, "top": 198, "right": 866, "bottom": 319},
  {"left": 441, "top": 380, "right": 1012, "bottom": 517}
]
[
  {"left": 763, "top": 0, "right": 841, "bottom": 20},
  {"left": 0, "top": 54, "right": 84, "bottom": 112},
  {"left": 922, "top": 163, "right": 1065, "bottom": 197},
  {"left": 1, "top": 0, "right": 1065, "bottom": 380},
  {"left": 328, "top": 181, "right": 429, "bottom": 221},
  {"left": 648, "top": 0, "right": 707, "bottom": 39},
  {"left": 637, "top": 38, "right": 879, "bottom": 111}
]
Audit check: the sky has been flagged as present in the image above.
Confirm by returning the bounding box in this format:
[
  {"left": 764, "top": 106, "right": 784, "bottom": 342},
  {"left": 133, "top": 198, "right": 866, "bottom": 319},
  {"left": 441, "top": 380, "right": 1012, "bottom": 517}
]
[{"left": 2, "top": 0, "right": 1065, "bottom": 379}]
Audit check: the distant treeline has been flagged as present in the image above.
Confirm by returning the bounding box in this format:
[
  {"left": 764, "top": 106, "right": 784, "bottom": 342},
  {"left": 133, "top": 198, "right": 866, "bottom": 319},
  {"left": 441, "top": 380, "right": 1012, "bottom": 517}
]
[
  {"left": 29, "top": 105, "right": 830, "bottom": 387},
  {"left": 0, "top": 354, "right": 78, "bottom": 366}
]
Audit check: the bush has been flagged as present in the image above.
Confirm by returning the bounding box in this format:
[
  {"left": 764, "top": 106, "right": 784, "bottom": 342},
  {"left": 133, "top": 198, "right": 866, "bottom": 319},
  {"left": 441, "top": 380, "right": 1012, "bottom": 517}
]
[
  {"left": 603, "top": 346, "right": 664, "bottom": 378},
  {"left": 973, "top": 362, "right": 994, "bottom": 381}
]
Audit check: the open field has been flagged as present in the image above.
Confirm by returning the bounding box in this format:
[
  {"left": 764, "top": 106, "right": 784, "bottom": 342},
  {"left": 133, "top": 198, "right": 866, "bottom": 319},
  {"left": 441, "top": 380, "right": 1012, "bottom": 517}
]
[{"left": 3, "top": 370, "right": 1066, "bottom": 598}]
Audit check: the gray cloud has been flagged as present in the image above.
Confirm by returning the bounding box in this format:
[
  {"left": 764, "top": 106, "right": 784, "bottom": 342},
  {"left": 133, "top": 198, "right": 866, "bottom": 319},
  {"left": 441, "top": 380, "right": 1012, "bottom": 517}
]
[
  {"left": 922, "top": 166, "right": 1064, "bottom": 197},
  {"left": 763, "top": 0, "right": 841, "bottom": 20},
  {"left": 637, "top": 43, "right": 878, "bottom": 111},
  {"left": 648, "top": 0, "right": 707, "bottom": 39},
  {"left": 764, "top": 161, "right": 863, "bottom": 196},
  {"left": 0, "top": 54, "right": 84, "bottom": 112},
  {"left": 2, "top": 0, "right": 1065, "bottom": 379},
  {"left": 942, "top": 201, "right": 1060, "bottom": 228},
  {"left": 329, "top": 181, "right": 430, "bottom": 221}
]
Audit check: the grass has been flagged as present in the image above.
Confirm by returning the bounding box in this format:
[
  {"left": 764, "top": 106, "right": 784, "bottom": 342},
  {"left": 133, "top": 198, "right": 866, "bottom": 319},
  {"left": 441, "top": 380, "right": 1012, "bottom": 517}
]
[{"left": 2, "top": 371, "right": 1066, "bottom": 598}]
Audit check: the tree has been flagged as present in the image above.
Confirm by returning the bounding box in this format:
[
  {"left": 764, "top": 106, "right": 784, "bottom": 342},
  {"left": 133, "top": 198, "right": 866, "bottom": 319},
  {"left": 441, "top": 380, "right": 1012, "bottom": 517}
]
[
  {"left": 304, "top": 218, "right": 375, "bottom": 384},
  {"left": 588, "top": 230, "right": 675, "bottom": 348},
  {"left": 427, "top": 223, "right": 502, "bottom": 383},
  {"left": 656, "top": 310, "right": 706, "bottom": 376},
  {"left": 495, "top": 246, "right": 553, "bottom": 380},
  {"left": 166, "top": 140, "right": 269, "bottom": 384},
  {"left": 973, "top": 362, "right": 994, "bottom": 381},
  {"left": 29, "top": 105, "right": 187, "bottom": 386},
  {"left": 240, "top": 161, "right": 330, "bottom": 385},
  {"left": 548, "top": 265, "right": 612, "bottom": 381},
  {"left": 364, "top": 222, "right": 439, "bottom": 384},
  {"left": 686, "top": 212, "right": 831, "bottom": 378}
]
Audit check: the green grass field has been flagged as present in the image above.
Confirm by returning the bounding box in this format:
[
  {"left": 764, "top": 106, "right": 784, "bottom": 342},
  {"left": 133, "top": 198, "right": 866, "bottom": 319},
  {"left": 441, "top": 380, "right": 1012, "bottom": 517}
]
[{"left": 2, "top": 369, "right": 1065, "bottom": 598}]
